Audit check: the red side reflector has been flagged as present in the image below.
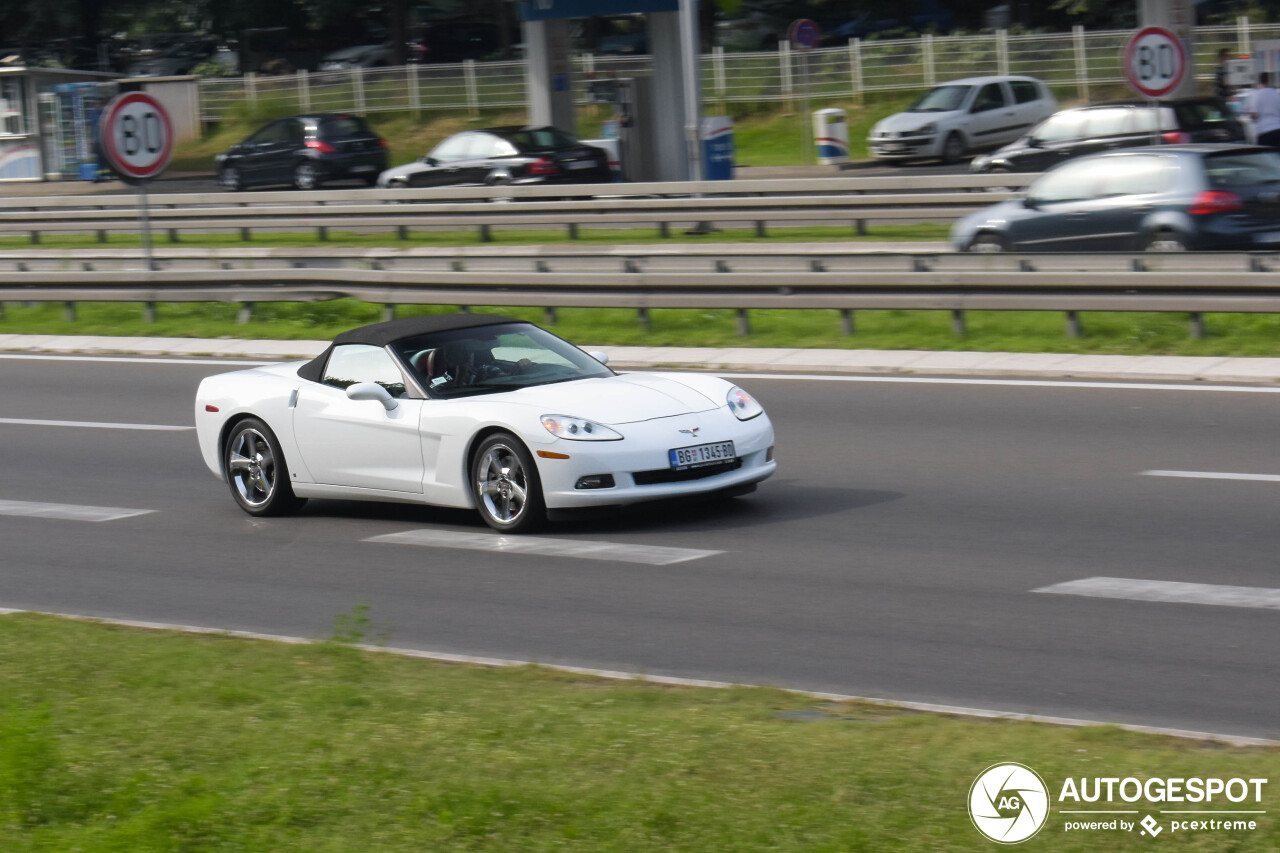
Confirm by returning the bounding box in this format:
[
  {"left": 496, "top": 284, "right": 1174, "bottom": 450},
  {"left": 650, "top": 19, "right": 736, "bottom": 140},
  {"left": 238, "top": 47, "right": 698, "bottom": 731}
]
[
  {"left": 305, "top": 139, "right": 337, "bottom": 153},
  {"left": 537, "top": 450, "right": 570, "bottom": 459},
  {"left": 205, "top": 405, "right": 220, "bottom": 412},
  {"left": 1188, "top": 191, "right": 1243, "bottom": 215}
]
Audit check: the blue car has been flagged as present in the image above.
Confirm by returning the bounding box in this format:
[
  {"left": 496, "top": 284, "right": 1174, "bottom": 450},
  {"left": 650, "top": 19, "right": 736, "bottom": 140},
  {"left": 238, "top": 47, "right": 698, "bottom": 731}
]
[{"left": 952, "top": 144, "right": 1280, "bottom": 253}]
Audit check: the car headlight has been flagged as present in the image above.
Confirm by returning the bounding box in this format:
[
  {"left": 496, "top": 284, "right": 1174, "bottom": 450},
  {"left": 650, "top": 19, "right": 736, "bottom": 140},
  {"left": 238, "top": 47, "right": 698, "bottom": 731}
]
[
  {"left": 726, "top": 386, "right": 763, "bottom": 421},
  {"left": 540, "top": 415, "right": 622, "bottom": 441},
  {"left": 918, "top": 122, "right": 937, "bottom": 134}
]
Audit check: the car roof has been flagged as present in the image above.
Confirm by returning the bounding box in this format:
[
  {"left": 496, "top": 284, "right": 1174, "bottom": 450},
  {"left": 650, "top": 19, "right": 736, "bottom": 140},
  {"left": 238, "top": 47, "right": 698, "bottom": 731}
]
[
  {"left": 1064, "top": 97, "right": 1226, "bottom": 110},
  {"left": 296, "top": 313, "right": 522, "bottom": 382},
  {"left": 930, "top": 75, "right": 1039, "bottom": 87}
]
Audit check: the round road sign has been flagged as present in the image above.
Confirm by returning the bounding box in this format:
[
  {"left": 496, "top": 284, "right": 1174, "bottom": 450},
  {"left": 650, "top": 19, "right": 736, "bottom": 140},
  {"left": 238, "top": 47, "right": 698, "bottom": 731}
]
[
  {"left": 98, "top": 92, "right": 173, "bottom": 182},
  {"left": 789, "top": 18, "right": 821, "bottom": 51},
  {"left": 1123, "top": 26, "right": 1187, "bottom": 99}
]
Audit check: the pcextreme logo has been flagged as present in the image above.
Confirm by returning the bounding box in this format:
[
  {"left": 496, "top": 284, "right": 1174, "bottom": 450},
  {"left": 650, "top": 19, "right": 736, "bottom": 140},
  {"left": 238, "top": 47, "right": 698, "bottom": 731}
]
[
  {"left": 969, "top": 763, "right": 1051, "bottom": 844},
  {"left": 968, "top": 763, "right": 1269, "bottom": 844}
]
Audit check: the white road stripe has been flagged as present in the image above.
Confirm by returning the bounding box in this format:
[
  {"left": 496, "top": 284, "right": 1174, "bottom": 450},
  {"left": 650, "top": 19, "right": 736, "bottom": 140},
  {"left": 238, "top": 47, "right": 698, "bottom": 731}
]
[
  {"left": 0, "top": 417, "right": 191, "bottom": 431},
  {"left": 720, "top": 373, "right": 1280, "bottom": 393},
  {"left": 1142, "top": 469, "right": 1280, "bottom": 483},
  {"left": 1033, "top": 577, "right": 1280, "bottom": 611},
  {"left": 0, "top": 354, "right": 275, "bottom": 366},
  {"left": 365, "top": 529, "right": 723, "bottom": 565},
  {"left": 0, "top": 607, "right": 1272, "bottom": 747},
  {"left": 0, "top": 499, "right": 155, "bottom": 522}
]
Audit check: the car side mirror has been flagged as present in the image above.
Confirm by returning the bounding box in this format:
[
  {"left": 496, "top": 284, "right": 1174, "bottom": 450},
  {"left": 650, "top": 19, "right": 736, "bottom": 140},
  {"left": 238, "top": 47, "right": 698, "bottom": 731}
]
[
  {"left": 1026, "top": 137, "right": 1042, "bottom": 148},
  {"left": 423, "top": 156, "right": 438, "bottom": 166},
  {"left": 347, "top": 382, "right": 398, "bottom": 411},
  {"left": 588, "top": 351, "right": 609, "bottom": 365}
]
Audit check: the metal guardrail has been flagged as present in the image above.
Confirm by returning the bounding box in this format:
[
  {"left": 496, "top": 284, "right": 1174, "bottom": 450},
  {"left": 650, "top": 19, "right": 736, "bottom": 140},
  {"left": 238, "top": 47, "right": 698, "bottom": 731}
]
[
  {"left": 0, "top": 175, "right": 1031, "bottom": 243},
  {"left": 3, "top": 252, "right": 1279, "bottom": 339}
]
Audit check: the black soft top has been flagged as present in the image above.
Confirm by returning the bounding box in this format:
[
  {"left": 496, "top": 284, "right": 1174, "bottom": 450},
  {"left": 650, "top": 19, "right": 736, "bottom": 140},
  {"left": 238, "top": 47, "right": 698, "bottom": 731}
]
[{"left": 297, "top": 313, "right": 519, "bottom": 382}]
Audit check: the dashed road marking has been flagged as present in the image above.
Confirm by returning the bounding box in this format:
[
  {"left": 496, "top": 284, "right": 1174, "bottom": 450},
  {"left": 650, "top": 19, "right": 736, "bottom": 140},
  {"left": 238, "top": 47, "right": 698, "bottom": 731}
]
[
  {"left": 1141, "top": 469, "right": 1280, "bottom": 483},
  {"left": 1033, "top": 576, "right": 1280, "bottom": 611},
  {"left": 365, "top": 529, "right": 723, "bottom": 565},
  {"left": 0, "top": 417, "right": 191, "bottom": 431},
  {"left": 0, "top": 499, "right": 155, "bottom": 522}
]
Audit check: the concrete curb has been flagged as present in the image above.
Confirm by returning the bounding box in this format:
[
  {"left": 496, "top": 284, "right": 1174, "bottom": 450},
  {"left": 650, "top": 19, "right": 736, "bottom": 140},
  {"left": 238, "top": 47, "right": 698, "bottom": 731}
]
[{"left": 4, "top": 334, "right": 1280, "bottom": 384}]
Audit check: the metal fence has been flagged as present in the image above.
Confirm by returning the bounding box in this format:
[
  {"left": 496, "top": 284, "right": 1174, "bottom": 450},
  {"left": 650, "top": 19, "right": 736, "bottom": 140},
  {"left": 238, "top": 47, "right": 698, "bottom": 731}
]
[{"left": 198, "top": 18, "right": 1280, "bottom": 122}]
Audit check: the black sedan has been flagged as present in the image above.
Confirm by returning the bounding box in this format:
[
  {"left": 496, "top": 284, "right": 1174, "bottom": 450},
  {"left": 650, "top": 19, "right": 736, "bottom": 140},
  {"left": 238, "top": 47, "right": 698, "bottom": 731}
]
[
  {"left": 377, "top": 126, "right": 611, "bottom": 189},
  {"left": 952, "top": 145, "right": 1280, "bottom": 253},
  {"left": 216, "top": 114, "right": 388, "bottom": 191}
]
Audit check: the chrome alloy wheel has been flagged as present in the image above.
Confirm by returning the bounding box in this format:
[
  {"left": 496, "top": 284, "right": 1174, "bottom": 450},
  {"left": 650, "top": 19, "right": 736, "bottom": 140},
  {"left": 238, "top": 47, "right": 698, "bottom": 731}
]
[
  {"left": 476, "top": 443, "right": 529, "bottom": 525},
  {"left": 293, "top": 161, "right": 318, "bottom": 190},
  {"left": 227, "top": 426, "right": 277, "bottom": 508}
]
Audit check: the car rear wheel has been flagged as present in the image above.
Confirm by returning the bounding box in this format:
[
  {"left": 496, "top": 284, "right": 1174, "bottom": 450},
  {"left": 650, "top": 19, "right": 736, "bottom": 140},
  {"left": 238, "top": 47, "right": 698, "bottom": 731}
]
[
  {"left": 471, "top": 433, "right": 545, "bottom": 533},
  {"left": 293, "top": 161, "right": 320, "bottom": 190},
  {"left": 968, "top": 233, "right": 1009, "bottom": 253},
  {"left": 941, "top": 132, "right": 966, "bottom": 165},
  {"left": 223, "top": 418, "right": 305, "bottom": 516},
  {"left": 219, "top": 166, "right": 243, "bottom": 191},
  {"left": 1144, "top": 230, "right": 1188, "bottom": 252}
]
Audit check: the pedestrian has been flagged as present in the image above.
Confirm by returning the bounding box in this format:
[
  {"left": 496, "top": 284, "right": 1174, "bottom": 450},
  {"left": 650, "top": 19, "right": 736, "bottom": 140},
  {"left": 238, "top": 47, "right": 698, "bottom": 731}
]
[
  {"left": 1248, "top": 71, "right": 1280, "bottom": 148},
  {"left": 1215, "top": 48, "right": 1233, "bottom": 100}
]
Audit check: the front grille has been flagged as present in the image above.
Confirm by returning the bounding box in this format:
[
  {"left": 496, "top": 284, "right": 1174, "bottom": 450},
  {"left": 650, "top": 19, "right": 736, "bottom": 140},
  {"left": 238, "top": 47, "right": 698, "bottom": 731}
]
[{"left": 632, "top": 458, "right": 741, "bottom": 486}]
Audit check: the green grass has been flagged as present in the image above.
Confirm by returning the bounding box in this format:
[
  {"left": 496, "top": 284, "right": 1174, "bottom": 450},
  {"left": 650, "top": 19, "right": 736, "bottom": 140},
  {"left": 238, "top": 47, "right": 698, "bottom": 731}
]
[
  {"left": 0, "top": 613, "right": 1276, "bottom": 852},
  {"left": 9, "top": 300, "right": 1280, "bottom": 358}
]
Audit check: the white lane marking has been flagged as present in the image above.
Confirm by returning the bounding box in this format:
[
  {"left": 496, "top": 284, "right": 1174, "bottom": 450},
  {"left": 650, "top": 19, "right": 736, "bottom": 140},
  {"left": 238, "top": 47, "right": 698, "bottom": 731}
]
[
  {"left": 719, "top": 372, "right": 1280, "bottom": 393},
  {"left": 1033, "top": 577, "right": 1280, "bottom": 611},
  {"left": 0, "top": 417, "right": 192, "bottom": 431},
  {"left": 0, "top": 607, "right": 1272, "bottom": 747},
  {"left": 0, "top": 499, "right": 155, "bottom": 522},
  {"left": 1142, "top": 469, "right": 1280, "bottom": 483},
  {"left": 365, "top": 529, "right": 723, "bottom": 565},
  {"left": 0, "top": 354, "right": 276, "bottom": 366}
]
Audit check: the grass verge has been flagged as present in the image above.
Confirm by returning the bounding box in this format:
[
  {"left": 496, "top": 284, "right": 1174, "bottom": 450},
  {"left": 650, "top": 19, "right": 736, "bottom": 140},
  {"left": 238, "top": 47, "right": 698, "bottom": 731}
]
[{"left": 0, "top": 612, "right": 1276, "bottom": 852}]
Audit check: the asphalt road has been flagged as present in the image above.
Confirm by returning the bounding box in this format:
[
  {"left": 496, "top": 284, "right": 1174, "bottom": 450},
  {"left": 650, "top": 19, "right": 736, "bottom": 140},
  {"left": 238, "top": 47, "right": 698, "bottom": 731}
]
[{"left": 1, "top": 355, "right": 1277, "bottom": 739}]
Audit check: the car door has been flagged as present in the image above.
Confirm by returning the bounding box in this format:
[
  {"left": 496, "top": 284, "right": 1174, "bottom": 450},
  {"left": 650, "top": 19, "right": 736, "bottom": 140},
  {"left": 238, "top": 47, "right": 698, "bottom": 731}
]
[
  {"left": 236, "top": 121, "right": 284, "bottom": 185},
  {"left": 456, "top": 132, "right": 502, "bottom": 185},
  {"left": 1005, "top": 158, "right": 1107, "bottom": 251},
  {"left": 414, "top": 133, "right": 474, "bottom": 187},
  {"left": 1012, "top": 110, "right": 1087, "bottom": 172},
  {"left": 1007, "top": 79, "right": 1054, "bottom": 140},
  {"left": 292, "top": 344, "right": 425, "bottom": 493},
  {"left": 1076, "top": 154, "right": 1174, "bottom": 250},
  {"left": 964, "top": 82, "right": 1015, "bottom": 150}
]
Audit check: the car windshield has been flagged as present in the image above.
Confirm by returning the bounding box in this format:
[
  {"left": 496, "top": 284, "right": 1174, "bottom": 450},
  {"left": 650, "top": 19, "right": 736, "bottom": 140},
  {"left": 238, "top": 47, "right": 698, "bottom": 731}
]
[
  {"left": 319, "top": 116, "right": 368, "bottom": 137},
  {"left": 1203, "top": 150, "right": 1280, "bottom": 187},
  {"left": 392, "top": 322, "right": 613, "bottom": 398},
  {"left": 908, "top": 85, "right": 971, "bottom": 112}
]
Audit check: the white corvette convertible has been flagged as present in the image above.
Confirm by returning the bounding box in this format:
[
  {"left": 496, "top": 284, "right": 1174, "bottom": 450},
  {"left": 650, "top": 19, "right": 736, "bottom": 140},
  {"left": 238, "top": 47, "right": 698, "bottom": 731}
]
[{"left": 195, "top": 314, "right": 776, "bottom": 532}]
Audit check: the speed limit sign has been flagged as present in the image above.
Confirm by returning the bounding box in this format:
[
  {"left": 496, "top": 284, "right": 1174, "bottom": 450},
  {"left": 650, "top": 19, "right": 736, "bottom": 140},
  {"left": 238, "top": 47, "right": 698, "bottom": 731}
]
[
  {"left": 98, "top": 92, "right": 173, "bottom": 182},
  {"left": 1123, "top": 26, "right": 1187, "bottom": 99}
]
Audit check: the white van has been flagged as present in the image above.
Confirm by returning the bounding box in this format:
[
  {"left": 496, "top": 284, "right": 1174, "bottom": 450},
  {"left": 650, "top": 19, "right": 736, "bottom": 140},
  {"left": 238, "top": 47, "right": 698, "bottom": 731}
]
[{"left": 868, "top": 75, "right": 1057, "bottom": 164}]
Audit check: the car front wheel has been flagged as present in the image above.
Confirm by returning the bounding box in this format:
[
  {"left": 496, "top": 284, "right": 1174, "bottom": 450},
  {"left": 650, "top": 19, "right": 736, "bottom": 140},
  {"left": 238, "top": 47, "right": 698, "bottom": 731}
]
[
  {"left": 219, "top": 166, "right": 243, "bottom": 191},
  {"left": 941, "top": 132, "right": 966, "bottom": 165},
  {"left": 471, "top": 433, "right": 545, "bottom": 533},
  {"left": 223, "top": 417, "right": 305, "bottom": 516},
  {"left": 968, "top": 233, "right": 1009, "bottom": 253}
]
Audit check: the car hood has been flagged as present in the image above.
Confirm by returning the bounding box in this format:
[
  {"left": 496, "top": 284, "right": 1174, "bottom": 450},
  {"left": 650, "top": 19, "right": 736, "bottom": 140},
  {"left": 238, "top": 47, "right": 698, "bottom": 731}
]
[
  {"left": 502, "top": 374, "right": 721, "bottom": 425},
  {"left": 874, "top": 110, "right": 961, "bottom": 134}
]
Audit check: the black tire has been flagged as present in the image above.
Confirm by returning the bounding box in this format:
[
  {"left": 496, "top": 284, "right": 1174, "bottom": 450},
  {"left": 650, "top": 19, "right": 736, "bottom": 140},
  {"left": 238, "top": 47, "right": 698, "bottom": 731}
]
[
  {"left": 1144, "top": 230, "right": 1189, "bottom": 252},
  {"left": 219, "top": 166, "right": 243, "bottom": 191},
  {"left": 470, "top": 433, "right": 545, "bottom": 533},
  {"left": 941, "top": 132, "right": 966, "bottom": 165},
  {"left": 292, "top": 161, "right": 321, "bottom": 190},
  {"left": 967, "top": 233, "right": 1009, "bottom": 253},
  {"left": 222, "top": 417, "right": 306, "bottom": 517}
]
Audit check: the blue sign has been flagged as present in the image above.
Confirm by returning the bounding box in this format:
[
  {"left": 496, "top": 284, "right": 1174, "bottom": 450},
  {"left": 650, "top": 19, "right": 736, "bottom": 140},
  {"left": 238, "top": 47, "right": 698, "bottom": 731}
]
[
  {"left": 701, "top": 117, "right": 734, "bottom": 181},
  {"left": 788, "top": 18, "right": 821, "bottom": 50},
  {"left": 520, "top": 0, "right": 678, "bottom": 21}
]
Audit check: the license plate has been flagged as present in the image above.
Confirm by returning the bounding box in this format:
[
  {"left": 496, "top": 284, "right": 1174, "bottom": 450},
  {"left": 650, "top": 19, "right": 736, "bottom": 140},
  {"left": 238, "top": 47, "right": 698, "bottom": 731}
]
[
  {"left": 669, "top": 440, "right": 736, "bottom": 470},
  {"left": 568, "top": 160, "right": 597, "bottom": 170},
  {"left": 1256, "top": 231, "right": 1280, "bottom": 243}
]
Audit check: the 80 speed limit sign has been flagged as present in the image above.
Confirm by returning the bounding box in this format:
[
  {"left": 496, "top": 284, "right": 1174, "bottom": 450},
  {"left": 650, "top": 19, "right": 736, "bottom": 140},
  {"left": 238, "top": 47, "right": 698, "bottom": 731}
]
[
  {"left": 1123, "top": 26, "right": 1187, "bottom": 99},
  {"left": 98, "top": 92, "right": 173, "bottom": 182}
]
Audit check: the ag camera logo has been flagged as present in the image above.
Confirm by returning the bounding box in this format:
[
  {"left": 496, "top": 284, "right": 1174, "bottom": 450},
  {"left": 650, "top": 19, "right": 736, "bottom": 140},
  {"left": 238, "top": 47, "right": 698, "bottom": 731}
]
[{"left": 969, "top": 763, "right": 1051, "bottom": 844}]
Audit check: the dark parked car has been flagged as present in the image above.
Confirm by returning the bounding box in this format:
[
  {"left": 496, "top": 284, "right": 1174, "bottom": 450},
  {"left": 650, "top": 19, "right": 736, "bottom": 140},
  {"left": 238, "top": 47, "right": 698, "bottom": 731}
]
[
  {"left": 216, "top": 114, "right": 387, "bottom": 190},
  {"left": 377, "top": 126, "right": 611, "bottom": 189},
  {"left": 971, "top": 98, "right": 1245, "bottom": 174},
  {"left": 953, "top": 145, "right": 1280, "bottom": 253}
]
